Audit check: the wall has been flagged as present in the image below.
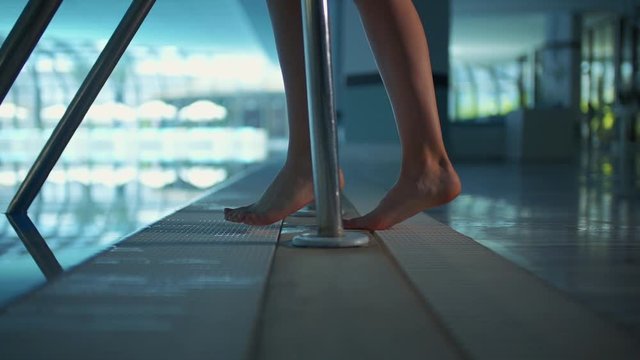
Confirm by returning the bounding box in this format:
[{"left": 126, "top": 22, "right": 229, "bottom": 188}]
[{"left": 335, "top": 0, "right": 451, "bottom": 144}]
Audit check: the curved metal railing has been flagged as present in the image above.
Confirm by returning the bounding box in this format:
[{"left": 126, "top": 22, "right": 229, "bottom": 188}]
[{"left": 1, "top": 0, "right": 156, "bottom": 214}]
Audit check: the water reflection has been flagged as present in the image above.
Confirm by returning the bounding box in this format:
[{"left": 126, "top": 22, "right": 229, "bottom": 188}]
[
  {"left": 428, "top": 148, "right": 640, "bottom": 335},
  {"left": 0, "top": 160, "right": 255, "bottom": 308},
  {"left": 6, "top": 214, "right": 62, "bottom": 280}
]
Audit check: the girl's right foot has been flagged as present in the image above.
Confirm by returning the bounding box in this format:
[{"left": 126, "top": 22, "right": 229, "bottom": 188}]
[{"left": 224, "top": 161, "right": 315, "bottom": 226}]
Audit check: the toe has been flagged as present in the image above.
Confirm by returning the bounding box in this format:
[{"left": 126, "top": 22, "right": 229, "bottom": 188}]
[
  {"left": 226, "top": 212, "right": 241, "bottom": 223},
  {"left": 225, "top": 206, "right": 249, "bottom": 223},
  {"left": 343, "top": 215, "right": 388, "bottom": 231},
  {"left": 243, "top": 212, "right": 258, "bottom": 225},
  {"left": 343, "top": 217, "right": 368, "bottom": 230}
]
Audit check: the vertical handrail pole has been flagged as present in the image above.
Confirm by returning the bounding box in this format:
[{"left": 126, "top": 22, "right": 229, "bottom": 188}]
[
  {"left": 0, "top": 0, "right": 62, "bottom": 105},
  {"left": 6, "top": 0, "right": 156, "bottom": 214},
  {"left": 293, "top": 0, "right": 369, "bottom": 247},
  {"left": 301, "top": 0, "right": 342, "bottom": 237}
]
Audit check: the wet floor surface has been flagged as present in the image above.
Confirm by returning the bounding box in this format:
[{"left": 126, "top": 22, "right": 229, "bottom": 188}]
[
  {"left": 0, "top": 164, "right": 249, "bottom": 307},
  {"left": 2, "top": 145, "right": 640, "bottom": 343},
  {"left": 427, "top": 153, "right": 640, "bottom": 338}
]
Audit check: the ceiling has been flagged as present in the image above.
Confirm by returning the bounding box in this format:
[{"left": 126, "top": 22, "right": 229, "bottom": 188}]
[
  {"left": 454, "top": 0, "right": 636, "bottom": 14},
  {"left": 1, "top": 0, "right": 639, "bottom": 65},
  {"left": 452, "top": 0, "right": 638, "bottom": 63}
]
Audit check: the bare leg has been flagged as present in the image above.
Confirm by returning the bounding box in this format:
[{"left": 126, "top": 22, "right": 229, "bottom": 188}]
[
  {"left": 224, "top": 0, "right": 311, "bottom": 225},
  {"left": 224, "top": 0, "right": 342, "bottom": 225},
  {"left": 343, "top": 0, "right": 461, "bottom": 230}
]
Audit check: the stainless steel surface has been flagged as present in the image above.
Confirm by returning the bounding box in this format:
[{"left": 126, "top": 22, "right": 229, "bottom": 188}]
[
  {"left": 0, "top": 0, "right": 61, "bottom": 105},
  {"left": 291, "top": 230, "right": 369, "bottom": 248},
  {"left": 300, "top": 0, "right": 342, "bottom": 237},
  {"left": 6, "top": 0, "right": 156, "bottom": 214}
]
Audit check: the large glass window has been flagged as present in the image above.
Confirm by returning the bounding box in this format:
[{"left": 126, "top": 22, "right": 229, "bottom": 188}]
[{"left": 450, "top": 60, "right": 527, "bottom": 121}]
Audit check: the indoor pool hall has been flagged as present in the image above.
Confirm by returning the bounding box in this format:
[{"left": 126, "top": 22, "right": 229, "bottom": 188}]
[{"left": 1, "top": 0, "right": 639, "bottom": 359}]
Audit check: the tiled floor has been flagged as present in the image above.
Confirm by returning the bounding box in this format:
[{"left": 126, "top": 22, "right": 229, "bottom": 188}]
[
  {"left": 2, "top": 144, "right": 639, "bottom": 344},
  {"left": 6, "top": 160, "right": 638, "bottom": 359},
  {"left": 338, "top": 144, "right": 640, "bottom": 339},
  {"left": 426, "top": 150, "right": 640, "bottom": 338}
]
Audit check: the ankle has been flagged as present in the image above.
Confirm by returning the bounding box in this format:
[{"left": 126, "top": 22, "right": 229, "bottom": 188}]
[
  {"left": 285, "top": 145, "right": 311, "bottom": 164},
  {"left": 400, "top": 153, "right": 461, "bottom": 203},
  {"left": 283, "top": 155, "right": 313, "bottom": 175},
  {"left": 400, "top": 149, "right": 454, "bottom": 179}
]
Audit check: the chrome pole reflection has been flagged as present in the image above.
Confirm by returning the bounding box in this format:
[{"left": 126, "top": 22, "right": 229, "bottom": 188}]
[
  {"left": 301, "top": 0, "right": 341, "bottom": 237},
  {"left": 6, "top": 214, "right": 63, "bottom": 280},
  {"left": 292, "top": 0, "right": 369, "bottom": 247}
]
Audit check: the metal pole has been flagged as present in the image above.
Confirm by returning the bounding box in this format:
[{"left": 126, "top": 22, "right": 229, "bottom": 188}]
[
  {"left": 6, "top": 0, "right": 155, "bottom": 214},
  {"left": 0, "top": 0, "right": 62, "bottom": 106},
  {"left": 586, "top": 29, "right": 595, "bottom": 146},
  {"left": 302, "top": 0, "right": 341, "bottom": 237},
  {"left": 6, "top": 214, "right": 63, "bottom": 280},
  {"left": 292, "top": 0, "right": 368, "bottom": 247}
]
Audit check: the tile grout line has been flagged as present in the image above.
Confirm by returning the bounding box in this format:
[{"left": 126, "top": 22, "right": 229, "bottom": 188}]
[
  {"left": 341, "top": 194, "right": 473, "bottom": 360},
  {"left": 246, "top": 218, "right": 285, "bottom": 360},
  {"left": 343, "top": 171, "right": 640, "bottom": 358}
]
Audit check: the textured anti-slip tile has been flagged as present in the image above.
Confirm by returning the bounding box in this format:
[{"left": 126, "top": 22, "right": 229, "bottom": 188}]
[
  {"left": 255, "top": 220, "right": 465, "bottom": 360},
  {"left": 0, "top": 244, "right": 275, "bottom": 359},
  {"left": 0, "top": 164, "right": 284, "bottom": 360},
  {"left": 128, "top": 215, "right": 279, "bottom": 245}
]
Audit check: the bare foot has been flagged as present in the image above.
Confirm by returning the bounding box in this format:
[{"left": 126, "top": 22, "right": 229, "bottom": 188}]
[
  {"left": 343, "top": 158, "right": 460, "bottom": 231},
  {"left": 224, "top": 162, "right": 344, "bottom": 226}
]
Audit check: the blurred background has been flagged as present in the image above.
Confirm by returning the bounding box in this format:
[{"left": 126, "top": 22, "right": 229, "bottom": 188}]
[{"left": 0, "top": 0, "right": 639, "bottom": 327}]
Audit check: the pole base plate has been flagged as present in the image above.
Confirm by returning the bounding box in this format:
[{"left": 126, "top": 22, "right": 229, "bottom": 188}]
[
  {"left": 292, "top": 230, "right": 370, "bottom": 248},
  {"left": 290, "top": 209, "right": 347, "bottom": 218}
]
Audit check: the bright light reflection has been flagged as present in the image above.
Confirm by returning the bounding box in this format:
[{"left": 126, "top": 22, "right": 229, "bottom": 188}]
[
  {"left": 67, "top": 166, "right": 92, "bottom": 185},
  {"left": 35, "top": 58, "right": 54, "bottom": 73},
  {"left": 48, "top": 169, "right": 67, "bottom": 184},
  {"left": 36, "top": 56, "right": 74, "bottom": 73},
  {"left": 0, "top": 170, "right": 18, "bottom": 186},
  {"left": 133, "top": 52, "right": 284, "bottom": 91},
  {"left": 139, "top": 169, "right": 177, "bottom": 189},
  {"left": 137, "top": 100, "right": 177, "bottom": 120},
  {"left": 602, "top": 107, "right": 615, "bottom": 130},
  {"left": 112, "top": 167, "right": 137, "bottom": 186},
  {"left": 0, "top": 127, "right": 268, "bottom": 164},
  {"left": 0, "top": 102, "right": 28, "bottom": 120},
  {"left": 91, "top": 166, "right": 136, "bottom": 187},
  {"left": 86, "top": 102, "right": 136, "bottom": 124},
  {"left": 179, "top": 167, "right": 227, "bottom": 189},
  {"left": 41, "top": 104, "right": 67, "bottom": 122},
  {"left": 178, "top": 100, "right": 227, "bottom": 122}
]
